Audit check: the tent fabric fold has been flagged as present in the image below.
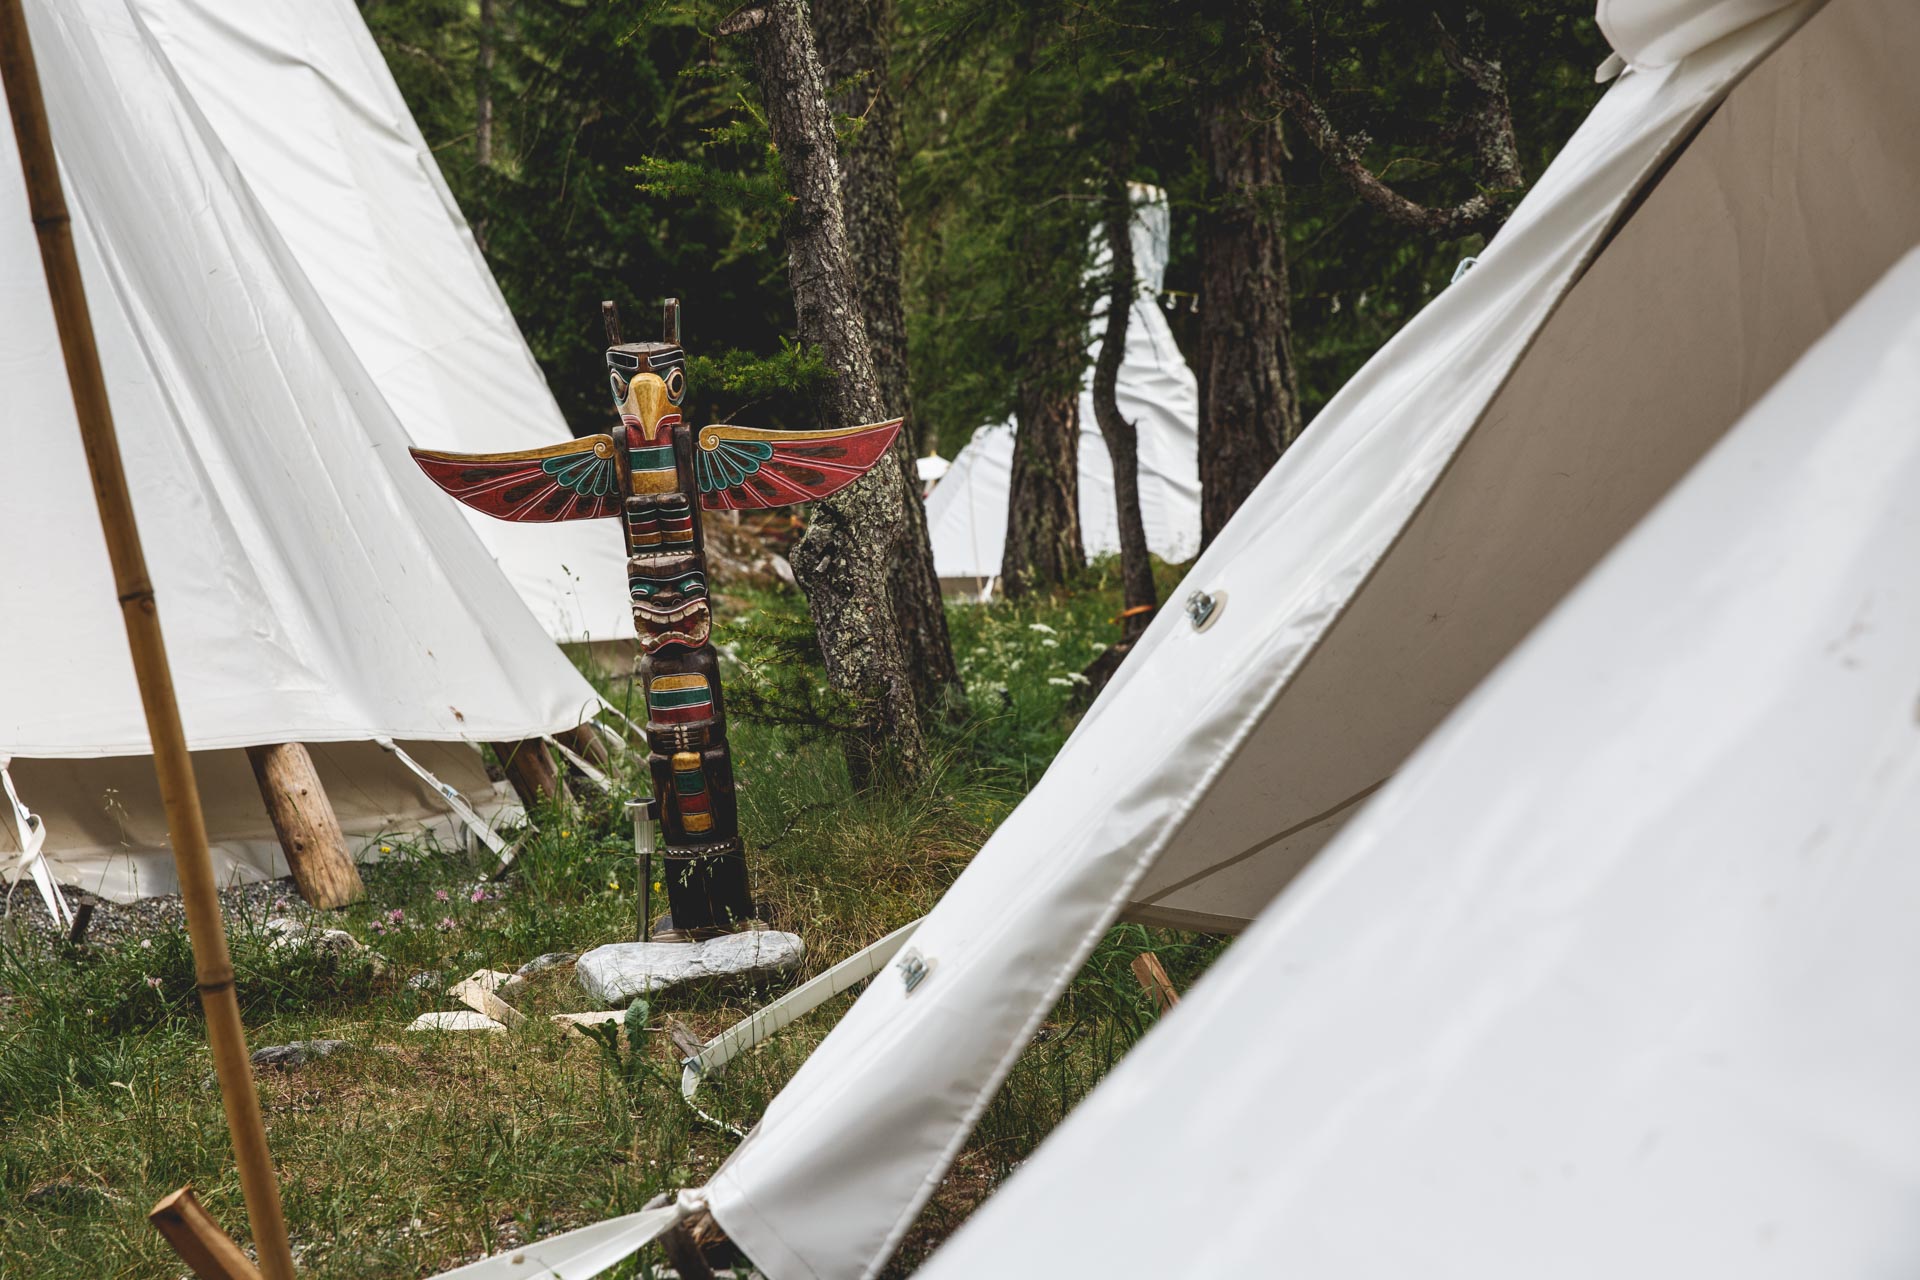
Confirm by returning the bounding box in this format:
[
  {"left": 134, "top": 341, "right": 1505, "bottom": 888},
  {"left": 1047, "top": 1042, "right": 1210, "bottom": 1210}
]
[
  {"left": 921, "top": 243, "right": 1920, "bottom": 1279},
  {"left": 703, "top": 0, "right": 1920, "bottom": 1273},
  {"left": 133, "top": 0, "right": 631, "bottom": 645},
  {"left": 0, "top": 0, "right": 597, "bottom": 900}
]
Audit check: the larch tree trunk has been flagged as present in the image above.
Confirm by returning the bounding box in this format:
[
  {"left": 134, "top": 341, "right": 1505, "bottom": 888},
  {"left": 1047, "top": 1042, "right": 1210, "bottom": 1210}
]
[
  {"left": 722, "top": 0, "right": 930, "bottom": 782},
  {"left": 1002, "top": 341, "right": 1083, "bottom": 599},
  {"left": 1196, "top": 52, "right": 1301, "bottom": 549},
  {"left": 813, "top": 0, "right": 965, "bottom": 723},
  {"left": 1091, "top": 173, "right": 1156, "bottom": 640}
]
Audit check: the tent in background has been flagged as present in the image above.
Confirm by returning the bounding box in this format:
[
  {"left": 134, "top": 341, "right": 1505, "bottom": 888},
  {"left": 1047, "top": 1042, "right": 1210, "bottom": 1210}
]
[
  {"left": 134, "top": 0, "right": 630, "bottom": 646},
  {"left": 923, "top": 245, "right": 1920, "bottom": 1279},
  {"left": 691, "top": 1, "right": 1920, "bottom": 1274},
  {"left": 923, "top": 185, "right": 1201, "bottom": 596},
  {"left": 0, "top": 0, "right": 600, "bottom": 906}
]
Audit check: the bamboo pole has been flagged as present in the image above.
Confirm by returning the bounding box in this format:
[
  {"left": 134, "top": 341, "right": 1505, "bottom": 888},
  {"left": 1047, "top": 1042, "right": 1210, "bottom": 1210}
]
[{"left": 0, "top": 8, "right": 297, "bottom": 1279}]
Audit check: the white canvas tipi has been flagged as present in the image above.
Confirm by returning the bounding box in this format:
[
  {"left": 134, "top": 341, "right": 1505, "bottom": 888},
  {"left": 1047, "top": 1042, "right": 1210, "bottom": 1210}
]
[
  {"left": 924, "top": 244, "right": 1920, "bottom": 1279},
  {"left": 0, "top": 0, "right": 601, "bottom": 907},
  {"left": 924, "top": 185, "right": 1201, "bottom": 595},
  {"left": 692, "top": 0, "right": 1920, "bottom": 1274},
  {"left": 134, "top": 0, "right": 631, "bottom": 645}
]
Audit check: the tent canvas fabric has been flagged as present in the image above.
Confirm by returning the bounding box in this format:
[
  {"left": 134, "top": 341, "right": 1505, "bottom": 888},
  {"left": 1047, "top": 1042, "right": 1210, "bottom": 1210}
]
[
  {"left": 922, "top": 245, "right": 1920, "bottom": 1279},
  {"left": 923, "top": 186, "right": 1201, "bottom": 592},
  {"left": 697, "top": 0, "right": 1920, "bottom": 1274},
  {"left": 0, "top": 0, "right": 599, "bottom": 902},
  {"left": 133, "top": 0, "right": 631, "bottom": 646}
]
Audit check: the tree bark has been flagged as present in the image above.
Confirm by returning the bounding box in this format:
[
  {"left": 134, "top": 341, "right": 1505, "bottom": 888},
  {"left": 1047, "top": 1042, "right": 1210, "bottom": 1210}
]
[
  {"left": 1091, "top": 175, "right": 1156, "bottom": 640},
  {"left": 1267, "top": 8, "right": 1525, "bottom": 239},
  {"left": 1002, "top": 342, "right": 1083, "bottom": 598},
  {"left": 244, "top": 743, "right": 365, "bottom": 909},
  {"left": 813, "top": 0, "right": 965, "bottom": 723},
  {"left": 1196, "top": 51, "right": 1301, "bottom": 548},
  {"left": 722, "top": 0, "right": 930, "bottom": 781}
]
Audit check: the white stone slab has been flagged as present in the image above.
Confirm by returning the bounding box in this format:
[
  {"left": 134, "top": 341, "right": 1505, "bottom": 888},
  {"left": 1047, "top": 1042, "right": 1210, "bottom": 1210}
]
[
  {"left": 552, "top": 1010, "right": 629, "bottom": 1037},
  {"left": 576, "top": 932, "right": 805, "bottom": 1004},
  {"left": 407, "top": 1010, "right": 507, "bottom": 1034}
]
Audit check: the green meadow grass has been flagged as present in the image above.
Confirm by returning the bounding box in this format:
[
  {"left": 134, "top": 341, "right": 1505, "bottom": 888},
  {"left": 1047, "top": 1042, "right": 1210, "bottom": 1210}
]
[{"left": 0, "top": 558, "right": 1220, "bottom": 1278}]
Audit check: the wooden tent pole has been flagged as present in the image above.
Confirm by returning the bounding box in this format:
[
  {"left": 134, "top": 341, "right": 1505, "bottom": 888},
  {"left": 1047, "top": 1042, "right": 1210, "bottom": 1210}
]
[{"left": 0, "top": 7, "right": 297, "bottom": 1279}]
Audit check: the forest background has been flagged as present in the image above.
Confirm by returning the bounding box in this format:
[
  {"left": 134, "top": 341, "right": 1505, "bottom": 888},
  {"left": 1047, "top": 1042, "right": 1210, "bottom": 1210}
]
[{"left": 362, "top": 0, "right": 1607, "bottom": 507}]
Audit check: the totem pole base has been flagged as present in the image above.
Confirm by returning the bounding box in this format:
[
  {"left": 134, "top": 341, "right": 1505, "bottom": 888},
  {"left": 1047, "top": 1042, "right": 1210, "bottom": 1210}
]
[{"left": 652, "top": 840, "right": 756, "bottom": 940}]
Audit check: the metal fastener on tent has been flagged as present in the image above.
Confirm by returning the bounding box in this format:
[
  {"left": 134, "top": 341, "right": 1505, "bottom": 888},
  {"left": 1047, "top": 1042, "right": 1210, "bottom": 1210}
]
[
  {"left": 896, "top": 948, "right": 931, "bottom": 994},
  {"left": 1186, "top": 589, "right": 1225, "bottom": 632}
]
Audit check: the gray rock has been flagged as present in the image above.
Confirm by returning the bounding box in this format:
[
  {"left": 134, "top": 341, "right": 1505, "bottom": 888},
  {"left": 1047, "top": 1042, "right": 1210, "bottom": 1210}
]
[
  {"left": 26, "top": 1180, "right": 114, "bottom": 1213},
  {"left": 263, "top": 916, "right": 365, "bottom": 960},
  {"left": 515, "top": 951, "right": 579, "bottom": 977},
  {"left": 576, "top": 931, "right": 804, "bottom": 1004},
  {"left": 406, "top": 970, "right": 443, "bottom": 991},
  {"left": 250, "top": 1039, "right": 352, "bottom": 1069}
]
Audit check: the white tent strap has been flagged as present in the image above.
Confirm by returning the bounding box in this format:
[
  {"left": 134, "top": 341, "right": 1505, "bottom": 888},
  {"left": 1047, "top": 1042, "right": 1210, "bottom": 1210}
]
[
  {"left": 680, "top": 918, "right": 924, "bottom": 1128},
  {"left": 543, "top": 733, "right": 612, "bottom": 795},
  {"left": 425, "top": 1200, "right": 688, "bottom": 1280},
  {"left": 374, "top": 739, "right": 520, "bottom": 875},
  {"left": 0, "top": 757, "right": 73, "bottom": 927}
]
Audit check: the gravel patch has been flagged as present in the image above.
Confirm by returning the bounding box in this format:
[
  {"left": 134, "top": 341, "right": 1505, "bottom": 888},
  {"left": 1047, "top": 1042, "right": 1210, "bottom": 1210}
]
[{"left": 1, "top": 875, "right": 318, "bottom": 949}]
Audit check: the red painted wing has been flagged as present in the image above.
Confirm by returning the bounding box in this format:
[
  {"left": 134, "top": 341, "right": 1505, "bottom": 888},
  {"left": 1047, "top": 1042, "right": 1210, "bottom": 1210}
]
[
  {"left": 409, "top": 435, "right": 623, "bottom": 523},
  {"left": 694, "top": 419, "right": 903, "bottom": 511}
]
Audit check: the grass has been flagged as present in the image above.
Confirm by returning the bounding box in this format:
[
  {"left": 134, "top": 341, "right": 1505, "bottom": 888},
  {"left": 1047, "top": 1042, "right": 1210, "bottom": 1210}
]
[{"left": 0, "top": 556, "right": 1219, "bottom": 1278}]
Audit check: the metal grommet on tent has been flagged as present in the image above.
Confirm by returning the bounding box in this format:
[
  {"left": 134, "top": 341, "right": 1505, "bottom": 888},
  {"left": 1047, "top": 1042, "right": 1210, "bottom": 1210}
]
[{"left": 1186, "top": 589, "right": 1225, "bottom": 632}]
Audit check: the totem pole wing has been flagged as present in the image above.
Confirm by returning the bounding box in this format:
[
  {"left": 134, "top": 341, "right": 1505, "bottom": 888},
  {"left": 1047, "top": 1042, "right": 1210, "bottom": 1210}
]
[
  {"left": 409, "top": 435, "right": 624, "bottom": 523},
  {"left": 694, "top": 419, "right": 903, "bottom": 511}
]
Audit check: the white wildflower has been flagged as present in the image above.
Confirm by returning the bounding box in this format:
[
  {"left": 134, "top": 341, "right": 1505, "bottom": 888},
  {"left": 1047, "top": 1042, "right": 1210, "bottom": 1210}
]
[{"left": 1027, "top": 623, "right": 1058, "bottom": 635}]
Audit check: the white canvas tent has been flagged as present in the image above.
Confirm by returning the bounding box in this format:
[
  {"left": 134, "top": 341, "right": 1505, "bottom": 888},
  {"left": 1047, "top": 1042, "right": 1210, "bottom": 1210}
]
[
  {"left": 0, "top": 0, "right": 601, "bottom": 907},
  {"left": 923, "top": 244, "right": 1920, "bottom": 1279},
  {"left": 924, "top": 185, "right": 1201, "bottom": 595},
  {"left": 684, "top": 0, "right": 1920, "bottom": 1274},
  {"left": 133, "top": 0, "right": 631, "bottom": 646}
]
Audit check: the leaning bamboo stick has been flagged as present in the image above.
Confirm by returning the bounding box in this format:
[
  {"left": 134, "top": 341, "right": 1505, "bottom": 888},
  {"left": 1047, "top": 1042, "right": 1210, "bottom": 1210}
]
[{"left": 0, "top": 7, "right": 296, "bottom": 1278}]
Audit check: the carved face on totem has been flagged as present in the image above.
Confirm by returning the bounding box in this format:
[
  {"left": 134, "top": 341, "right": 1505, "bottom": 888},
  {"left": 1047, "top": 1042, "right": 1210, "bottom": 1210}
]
[{"left": 612, "top": 341, "right": 711, "bottom": 653}]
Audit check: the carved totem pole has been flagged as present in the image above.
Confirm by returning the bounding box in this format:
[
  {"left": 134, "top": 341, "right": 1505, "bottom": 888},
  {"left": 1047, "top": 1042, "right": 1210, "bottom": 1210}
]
[{"left": 409, "top": 300, "right": 901, "bottom": 937}]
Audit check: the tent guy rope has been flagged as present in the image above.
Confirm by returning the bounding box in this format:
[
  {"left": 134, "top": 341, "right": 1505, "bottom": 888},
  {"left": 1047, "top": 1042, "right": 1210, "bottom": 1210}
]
[{"left": 0, "top": 3, "right": 295, "bottom": 1274}]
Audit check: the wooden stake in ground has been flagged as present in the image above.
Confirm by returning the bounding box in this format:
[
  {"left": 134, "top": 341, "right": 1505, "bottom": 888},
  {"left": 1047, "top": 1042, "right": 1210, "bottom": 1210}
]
[
  {"left": 1131, "top": 952, "right": 1180, "bottom": 1014},
  {"left": 245, "top": 742, "right": 364, "bottom": 909},
  {"left": 150, "top": 1188, "right": 266, "bottom": 1280},
  {"left": 0, "top": 7, "right": 296, "bottom": 1278}
]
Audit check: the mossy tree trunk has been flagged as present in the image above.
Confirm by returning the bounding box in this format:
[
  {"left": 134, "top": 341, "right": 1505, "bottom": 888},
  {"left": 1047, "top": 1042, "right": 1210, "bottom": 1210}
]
[
  {"left": 723, "top": 0, "right": 930, "bottom": 781},
  {"left": 1196, "top": 45, "right": 1301, "bottom": 549},
  {"left": 1002, "top": 338, "right": 1083, "bottom": 599},
  {"left": 813, "top": 0, "right": 965, "bottom": 722}
]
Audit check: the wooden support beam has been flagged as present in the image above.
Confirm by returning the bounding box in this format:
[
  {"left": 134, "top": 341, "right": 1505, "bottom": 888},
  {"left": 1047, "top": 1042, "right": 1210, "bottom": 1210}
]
[
  {"left": 245, "top": 742, "right": 364, "bottom": 909},
  {"left": 488, "top": 738, "right": 561, "bottom": 809},
  {"left": 150, "top": 1187, "right": 265, "bottom": 1280},
  {"left": 552, "top": 723, "right": 612, "bottom": 770},
  {"left": 1131, "top": 951, "right": 1180, "bottom": 1014}
]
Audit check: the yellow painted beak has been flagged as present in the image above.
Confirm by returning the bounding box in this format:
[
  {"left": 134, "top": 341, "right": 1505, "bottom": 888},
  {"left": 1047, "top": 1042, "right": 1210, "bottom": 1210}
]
[{"left": 623, "top": 372, "right": 677, "bottom": 441}]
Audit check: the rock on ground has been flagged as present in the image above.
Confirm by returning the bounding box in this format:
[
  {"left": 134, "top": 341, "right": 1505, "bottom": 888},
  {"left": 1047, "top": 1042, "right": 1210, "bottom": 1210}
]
[
  {"left": 515, "top": 951, "right": 578, "bottom": 978},
  {"left": 251, "top": 1039, "right": 353, "bottom": 1069},
  {"left": 408, "top": 1010, "right": 507, "bottom": 1034},
  {"left": 576, "top": 932, "right": 804, "bottom": 1004}
]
